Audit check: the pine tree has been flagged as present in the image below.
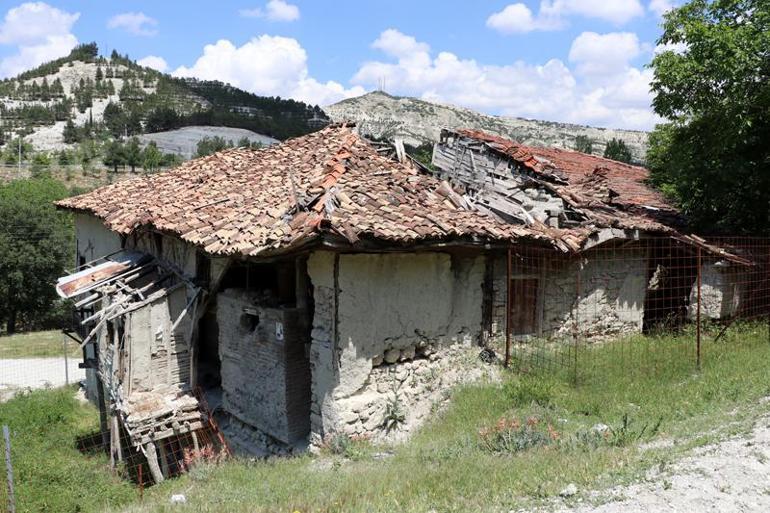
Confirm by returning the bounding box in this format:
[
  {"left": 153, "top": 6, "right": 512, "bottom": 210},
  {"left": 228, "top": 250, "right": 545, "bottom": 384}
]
[
  {"left": 62, "top": 119, "right": 78, "bottom": 144},
  {"left": 125, "top": 137, "right": 141, "bottom": 172},
  {"left": 603, "top": 138, "right": 633, "bottom": 164},
  {"left": 574, "top": 135, "right": 593, "bottom": 154}
]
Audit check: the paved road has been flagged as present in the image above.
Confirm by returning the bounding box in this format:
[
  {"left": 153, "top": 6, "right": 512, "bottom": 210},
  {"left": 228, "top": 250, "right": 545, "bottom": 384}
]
[{"left": 0, "top": 357, "right": 85, "bottom": 401}]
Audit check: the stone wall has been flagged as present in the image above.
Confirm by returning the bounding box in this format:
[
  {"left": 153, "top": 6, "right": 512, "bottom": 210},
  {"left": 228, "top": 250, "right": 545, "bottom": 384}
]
[
  {"left": 688, "top": 260, "right": 744, "bottom": 320},
  {"left": 489, "top": 246, "right": 649, "bottom": 341},
  {"left": 217, "top": 289, "right": 310, "bottom": 445},
  {"left": 542, "top": 247, "right": 648, "bottom": 337},
  {"left": 307, "top": 251, "right": 486, "bottom": 442}
]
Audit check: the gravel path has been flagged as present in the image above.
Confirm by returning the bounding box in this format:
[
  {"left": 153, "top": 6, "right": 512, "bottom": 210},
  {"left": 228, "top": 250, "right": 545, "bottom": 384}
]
[
  {"left": 550, "top": 414, "right": 770, "bottom": 513},
  {"left": 0, "top": 357, "right": 85, "bottom": 401}
]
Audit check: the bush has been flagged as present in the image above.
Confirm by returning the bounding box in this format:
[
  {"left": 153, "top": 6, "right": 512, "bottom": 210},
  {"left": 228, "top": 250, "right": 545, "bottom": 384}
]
[
  {"left": 478, "top": 416, "right": 559, "bottom": 454},
  {"left": 502, "top": 376, "right": 558, "bottom": 408}
]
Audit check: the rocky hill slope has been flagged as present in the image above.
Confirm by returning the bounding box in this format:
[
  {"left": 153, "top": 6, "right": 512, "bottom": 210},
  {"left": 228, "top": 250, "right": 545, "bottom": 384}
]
[
  {"left": 0, "top": 43, "right": 328, "bottom": 152},
  {"left": 325, "top": 91, "right": 649, "bottom": 162}
]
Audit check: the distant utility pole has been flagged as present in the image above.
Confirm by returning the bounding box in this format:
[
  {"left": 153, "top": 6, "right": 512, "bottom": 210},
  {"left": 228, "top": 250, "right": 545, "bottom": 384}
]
[{"left": 17, "top": 136, "right": 21, "bottom": 173}]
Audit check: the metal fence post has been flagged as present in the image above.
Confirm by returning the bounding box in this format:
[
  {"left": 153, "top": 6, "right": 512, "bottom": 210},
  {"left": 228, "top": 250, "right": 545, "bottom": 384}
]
[
  {"left": 504, "top": 247, "right": 512, "bottom": 368},
  {"left": 3, "top": 426, "right": 15, "bottom": 513},
  {"left": 696, "top": 247, "right": 702, "bottom": 370}
]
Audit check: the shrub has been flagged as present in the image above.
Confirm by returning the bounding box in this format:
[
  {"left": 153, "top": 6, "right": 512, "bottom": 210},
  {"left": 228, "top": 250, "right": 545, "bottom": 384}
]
[
  {"left": 503, "top": 376, "right": 557, "bottom": 408},
  {"left": 478, "top": 416, "right": 559, "bottom": 454},
  {"left": 383, "top": 394, "right": 406, "bottom": 432}
]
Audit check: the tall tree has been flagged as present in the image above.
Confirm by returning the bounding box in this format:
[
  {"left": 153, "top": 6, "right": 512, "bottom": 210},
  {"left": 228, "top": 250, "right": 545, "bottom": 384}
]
[
  {"left": 603, "top": 138, "right": 633, "bottom": 163},
  {"left": 0, "top": 178, "right": 71, "bottom": 333},
  {"left": 125, "top": 137, "right": 142, "bottom": 172},
  {"left": 574, "top": 135, "right": 593, "bottom": 154},
  {"left": 648, "top": 0, "right": 770, "bottom": 234},
  {"left": 141, "top": 142, "right": 163, "bottom": 172},
  {"left": 103, "top": 140, "right": 126, "bottom": 173}
]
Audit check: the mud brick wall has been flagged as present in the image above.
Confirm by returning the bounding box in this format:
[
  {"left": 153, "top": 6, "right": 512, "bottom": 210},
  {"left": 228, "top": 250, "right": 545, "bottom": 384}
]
[{"left": 217, "top": 289, "right": 310, "bottom": 444}]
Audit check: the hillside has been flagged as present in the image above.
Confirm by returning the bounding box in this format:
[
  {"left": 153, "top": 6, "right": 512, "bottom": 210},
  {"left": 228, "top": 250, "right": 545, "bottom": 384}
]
[
  {"left": 137, "top": 126, "right": 278, "bottom": 160},
  {"left": 0, "top": 43, "right": 329, "bottom": 153},
  {"left": 325, "top": 91, "right": 649, "bottom": 162}
]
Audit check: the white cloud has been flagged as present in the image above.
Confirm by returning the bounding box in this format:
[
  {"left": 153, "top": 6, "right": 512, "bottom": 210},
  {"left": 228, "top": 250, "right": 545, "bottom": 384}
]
[
  {"left": 173, "top": 35, "right": 363, "bottom": 106},
  {"left": 107, "top": 12, "right": 158, "bottom": 36},
  {"left": 138, "top": 55, "right": 168, "bottom": 72},
  {"left": 0, "top": 2, "right": 79, "bottom": 78},
  {"left": 486, "top": 3, "right": 563, "bottom": 33},
  {"left": 239, "top": 0, "right": 300, "bottom": 22},
  {"left": 569, "top": 31, "right": 642, "bottom": 77},
  {"left": 352, "top": 29, "right": 658, "bottom": 130},
  {"left": 649, "top": 0, "right": 675, "bottom": 16},
  {"left": 487, "top": 0, "right": 644, "bottom": 34}
]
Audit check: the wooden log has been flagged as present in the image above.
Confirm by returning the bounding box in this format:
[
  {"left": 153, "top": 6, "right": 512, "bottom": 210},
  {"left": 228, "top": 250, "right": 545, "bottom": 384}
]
[
  {"left": 158, "top": 440, "right": 170, "bottom": 479},
  {"left": 144, "top": 442, "right": 164, "bottom": 484}
]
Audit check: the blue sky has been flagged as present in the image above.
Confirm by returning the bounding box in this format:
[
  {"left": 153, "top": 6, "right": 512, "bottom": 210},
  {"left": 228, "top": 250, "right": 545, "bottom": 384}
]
[{"left": 0, "top": 0, "right": 679, "bottom": 130}]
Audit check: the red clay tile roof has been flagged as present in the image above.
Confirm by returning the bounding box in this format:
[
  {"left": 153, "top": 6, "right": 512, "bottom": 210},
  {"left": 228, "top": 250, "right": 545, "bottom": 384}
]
[
  {"left": 453, "top": 129, "right": 676, "bottom": 214},
  {"left": 57, "top": 125, "right": 550, "bottom": 256}
]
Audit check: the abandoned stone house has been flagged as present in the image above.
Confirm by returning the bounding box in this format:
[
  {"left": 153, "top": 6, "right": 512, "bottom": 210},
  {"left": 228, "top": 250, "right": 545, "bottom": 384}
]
[{"left": 53, "top": 124, "right": 745, "bottom": 470}]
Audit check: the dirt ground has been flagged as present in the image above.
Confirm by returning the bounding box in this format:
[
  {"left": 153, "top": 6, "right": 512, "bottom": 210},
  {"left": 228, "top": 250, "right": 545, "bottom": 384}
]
[{"left": 545, "top": 412, "right": 770, "bottom": 513}]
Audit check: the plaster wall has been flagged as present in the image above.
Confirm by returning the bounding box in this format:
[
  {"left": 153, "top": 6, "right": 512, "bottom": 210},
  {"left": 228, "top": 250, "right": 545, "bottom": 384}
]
[
  {"left": 74, "top": 213, "right": 122, "bottom": 265},
  {"left": 307, "top": 251, "right": 486, "bottom": 441}
]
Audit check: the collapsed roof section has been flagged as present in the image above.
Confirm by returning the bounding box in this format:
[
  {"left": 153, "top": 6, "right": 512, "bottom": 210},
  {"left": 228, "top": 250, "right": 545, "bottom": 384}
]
[
  {"left": 56, "top": 124, "right": 556, "bottom": 257},
  {"left": 431, "top": 128, "right": 692, "bottom": 253}
]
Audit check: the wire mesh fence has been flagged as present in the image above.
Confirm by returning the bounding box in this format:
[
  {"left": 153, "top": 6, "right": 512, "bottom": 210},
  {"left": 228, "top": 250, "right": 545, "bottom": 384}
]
[
  {"left": 0, "top": 385, "right": 229, "bottom": 513},
  {"left": 502, "top": 236, "right": 770, "bottom": 384}
]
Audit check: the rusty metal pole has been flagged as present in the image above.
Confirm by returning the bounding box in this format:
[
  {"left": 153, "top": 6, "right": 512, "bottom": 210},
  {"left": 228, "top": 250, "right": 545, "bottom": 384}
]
[
  {"left": 574, "top": 262, "right": 581, "bottom": 385},
  {"left": 696, "top": 247, "right": 702, "bottom": 370},
  {"left": 505, "top": 247, "right": 512, "bottom": 368}
]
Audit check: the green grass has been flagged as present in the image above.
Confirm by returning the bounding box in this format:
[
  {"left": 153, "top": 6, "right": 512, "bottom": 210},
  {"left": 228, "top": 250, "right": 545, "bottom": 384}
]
[
  {"left": 0, "top": 386, "right": 138, "bottom": 513},
  {"left": 4, "top": 323, "right": 770, "bottom": 513},
  {"left": 0, "top": 330, "right": 81, "bottom": 359},
  {"left": 116, "top": 322, "right": 770, "bottom": 513}
]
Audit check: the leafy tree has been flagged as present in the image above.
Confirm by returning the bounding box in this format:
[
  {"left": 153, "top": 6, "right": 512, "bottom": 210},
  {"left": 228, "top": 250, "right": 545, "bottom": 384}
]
[
  {"left": 63, "top": 119, "right": 79, "bottom": 144},
  {"left": 196, "top": 136, "right": 233, "bottom": 157},
  {"left": 141, "top": 142, "right": 163, "bottom": 172},
  {"left": 103, "top": 140, "right": 126, "bottom": 172},
  {"left": 0, "top": 178, "right": 72, "bottom": 333},
  {"left": 648, "top": 0, "right": 770, "bottom": 234},
  {"left": 574, "top": 135, "right": 593, "bottom": 154},
  {"left": 603, "top": 138, "right": 633, "bottom": 163},
  {"left": 125, "top": 137, "right": 142, "bottom": 172}
]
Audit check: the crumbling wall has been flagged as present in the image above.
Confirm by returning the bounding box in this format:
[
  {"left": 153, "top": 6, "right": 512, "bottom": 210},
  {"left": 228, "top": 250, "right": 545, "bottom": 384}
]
[
  {"left": 126, "top": 285, "right": 194, "bottom": 393},
  {"left": 488, "top": 247, "right": 648, "bottom": 340},
  {"left": 688, "top": 261, "right": 744, "bottom": 320},
  {"left": 542, "top": 248, "right": 648, "bottom": 337},
  {"left": 127, "top": 232, "right": 197, "bottom": 277},
  {"left": 217, "top": 289, "right": 310, "bottom": 445},
  {"left": 307, "top": 251, "right": 486, "bottom": 442}
]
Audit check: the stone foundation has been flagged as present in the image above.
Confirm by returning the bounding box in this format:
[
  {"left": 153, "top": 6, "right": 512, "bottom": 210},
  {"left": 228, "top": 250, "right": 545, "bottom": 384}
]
[{"left": 331, "top": 344, "right": 495, "bottom": 441}]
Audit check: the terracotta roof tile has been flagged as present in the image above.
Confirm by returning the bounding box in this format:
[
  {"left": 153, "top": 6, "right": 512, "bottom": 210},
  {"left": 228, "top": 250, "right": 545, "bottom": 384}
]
[{"left": 57, "top": 126, "right": 554, "bottom": 256}]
